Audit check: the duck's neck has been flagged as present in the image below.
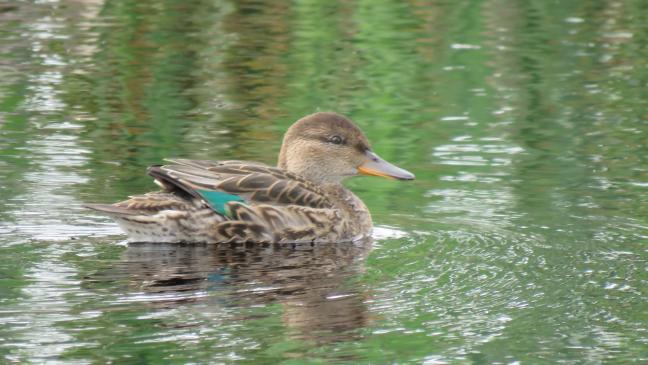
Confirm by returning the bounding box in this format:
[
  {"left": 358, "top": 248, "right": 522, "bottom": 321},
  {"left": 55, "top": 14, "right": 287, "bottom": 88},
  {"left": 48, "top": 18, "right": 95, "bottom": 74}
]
[{"left": 277, "top": 159, "right": 344, "bottom": 185}]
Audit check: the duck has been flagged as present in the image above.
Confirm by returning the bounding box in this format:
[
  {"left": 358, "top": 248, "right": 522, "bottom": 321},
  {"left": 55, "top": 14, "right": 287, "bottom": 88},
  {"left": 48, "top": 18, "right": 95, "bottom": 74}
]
[{"left": 85, "top": 112, "right": 414, "bottom": 243}]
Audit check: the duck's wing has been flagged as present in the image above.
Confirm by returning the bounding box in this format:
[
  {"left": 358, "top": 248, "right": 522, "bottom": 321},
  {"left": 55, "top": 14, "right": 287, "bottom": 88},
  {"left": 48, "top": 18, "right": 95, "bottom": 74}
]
[
  {"left": 145, "top": 159, "right": 344, "bottom": 243},
  {"left": 148, "top": 159, "right": 335, "bottom": 213}
]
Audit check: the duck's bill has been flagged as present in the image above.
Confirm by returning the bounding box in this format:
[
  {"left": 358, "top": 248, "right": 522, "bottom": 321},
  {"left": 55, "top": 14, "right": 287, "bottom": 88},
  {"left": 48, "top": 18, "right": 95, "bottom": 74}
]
[{"left": 358, "top": 151, "right": 415, "bottom": 180}]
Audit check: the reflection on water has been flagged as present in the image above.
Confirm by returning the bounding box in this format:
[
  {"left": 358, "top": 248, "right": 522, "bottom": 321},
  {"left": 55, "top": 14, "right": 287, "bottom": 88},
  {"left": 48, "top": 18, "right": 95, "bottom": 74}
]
[
  {"left": 1, "top": 0, "right": 647, "bottom": 363},
  {"left": 101, "top": 241, "right": 370, "bottom": 343},
  {"left": 70, "top": 241, "right": 371, "bottom": 362}
]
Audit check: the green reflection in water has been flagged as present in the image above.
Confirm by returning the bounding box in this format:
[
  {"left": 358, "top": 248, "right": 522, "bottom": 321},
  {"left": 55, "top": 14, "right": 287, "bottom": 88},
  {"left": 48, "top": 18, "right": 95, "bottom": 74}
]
[{"left": 0, "top": 0, "right": 646, "bottom": 363}]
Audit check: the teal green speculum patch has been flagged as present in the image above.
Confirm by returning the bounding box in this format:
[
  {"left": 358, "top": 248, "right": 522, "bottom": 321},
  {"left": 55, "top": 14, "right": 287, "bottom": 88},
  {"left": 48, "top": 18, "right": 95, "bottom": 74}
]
[{"left": 197, "top": 190, "right": 245, "bottom": 215}]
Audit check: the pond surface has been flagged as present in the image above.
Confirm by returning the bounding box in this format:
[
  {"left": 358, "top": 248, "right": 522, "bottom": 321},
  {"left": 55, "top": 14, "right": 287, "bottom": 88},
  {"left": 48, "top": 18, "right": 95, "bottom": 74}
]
[{"left": 1, "top": 0, "right": 647, "bottom": 363}]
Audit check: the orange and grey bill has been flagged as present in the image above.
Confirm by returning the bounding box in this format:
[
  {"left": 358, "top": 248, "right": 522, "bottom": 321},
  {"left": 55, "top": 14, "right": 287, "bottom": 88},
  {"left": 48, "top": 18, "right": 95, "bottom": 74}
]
[{"left": 358, "top": 151, "right": 415, "bottom": 180}]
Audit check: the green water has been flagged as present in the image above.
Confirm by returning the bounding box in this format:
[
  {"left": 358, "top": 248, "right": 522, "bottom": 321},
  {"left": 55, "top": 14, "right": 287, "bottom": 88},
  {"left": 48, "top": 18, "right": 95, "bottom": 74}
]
[{"left": 1, "top": 0, "right": 647, "bottom": 363}]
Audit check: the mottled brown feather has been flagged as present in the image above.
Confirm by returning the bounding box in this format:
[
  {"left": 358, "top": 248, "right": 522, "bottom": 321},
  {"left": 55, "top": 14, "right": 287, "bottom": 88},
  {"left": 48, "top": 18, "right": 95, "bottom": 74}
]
[{"left": 150, "top": 160, "right": 334, "bottom": 210}]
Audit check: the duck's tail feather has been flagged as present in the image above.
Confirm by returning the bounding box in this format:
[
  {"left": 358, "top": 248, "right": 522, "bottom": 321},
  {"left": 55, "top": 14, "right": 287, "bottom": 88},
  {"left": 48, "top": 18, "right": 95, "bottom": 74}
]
[{"left": 83, "top": 203, "right": 144, "bottom": 216}]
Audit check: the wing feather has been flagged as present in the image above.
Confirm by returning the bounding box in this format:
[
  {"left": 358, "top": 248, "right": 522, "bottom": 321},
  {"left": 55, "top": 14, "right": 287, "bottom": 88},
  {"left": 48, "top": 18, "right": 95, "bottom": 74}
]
[{"left": 148, "top": 160, "right": 333, "bottom": 210}]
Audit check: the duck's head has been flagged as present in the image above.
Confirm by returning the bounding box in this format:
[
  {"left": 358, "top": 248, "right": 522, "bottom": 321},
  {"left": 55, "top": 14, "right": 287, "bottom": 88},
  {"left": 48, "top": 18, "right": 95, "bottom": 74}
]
[{"left": 278, "top": 112, "right": 415, "bottom": 184}]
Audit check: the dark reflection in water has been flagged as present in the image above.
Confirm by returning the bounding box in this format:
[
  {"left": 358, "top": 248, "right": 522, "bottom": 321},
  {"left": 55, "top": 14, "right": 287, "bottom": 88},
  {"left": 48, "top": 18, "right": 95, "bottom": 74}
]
[{"left": 87, "top": 240, "right": 371, "bottom": 345}]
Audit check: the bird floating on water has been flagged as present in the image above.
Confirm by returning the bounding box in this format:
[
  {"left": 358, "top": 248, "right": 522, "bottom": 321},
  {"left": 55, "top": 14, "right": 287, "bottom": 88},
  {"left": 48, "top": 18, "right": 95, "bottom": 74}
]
[{"left": 85, "top": 112, "right": 415, "bottom": 243}]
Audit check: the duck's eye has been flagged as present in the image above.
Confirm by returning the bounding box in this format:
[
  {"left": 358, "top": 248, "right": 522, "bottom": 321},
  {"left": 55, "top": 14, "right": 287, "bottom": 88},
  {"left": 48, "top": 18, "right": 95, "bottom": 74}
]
[{"left": 329, "top": 135, "right": 344, "bottom": 145}]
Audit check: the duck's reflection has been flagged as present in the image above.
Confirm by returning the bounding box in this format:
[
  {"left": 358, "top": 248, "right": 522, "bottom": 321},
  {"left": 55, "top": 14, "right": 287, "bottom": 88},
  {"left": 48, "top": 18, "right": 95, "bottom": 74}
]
[{"left": 110, "top": 240, "right": 372, "bottom": 344}]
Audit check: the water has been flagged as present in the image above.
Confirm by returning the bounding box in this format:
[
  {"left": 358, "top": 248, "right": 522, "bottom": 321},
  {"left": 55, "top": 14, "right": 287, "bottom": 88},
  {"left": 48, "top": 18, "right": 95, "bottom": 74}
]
[{"left": 1, "top": 0, "right": 646, "bottom": 363}]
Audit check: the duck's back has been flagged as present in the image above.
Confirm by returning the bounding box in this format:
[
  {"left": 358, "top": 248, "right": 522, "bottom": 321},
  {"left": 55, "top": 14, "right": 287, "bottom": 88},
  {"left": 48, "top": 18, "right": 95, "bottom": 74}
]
[{"left": 85, "top": 159, "right": 368, "bottom": 243}]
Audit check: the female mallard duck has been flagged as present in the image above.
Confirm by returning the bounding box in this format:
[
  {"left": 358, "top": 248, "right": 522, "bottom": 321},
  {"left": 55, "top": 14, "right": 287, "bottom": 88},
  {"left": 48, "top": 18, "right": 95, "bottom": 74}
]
[{"left": 86, "top": 112, "right": 414, "bottom": 243}]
